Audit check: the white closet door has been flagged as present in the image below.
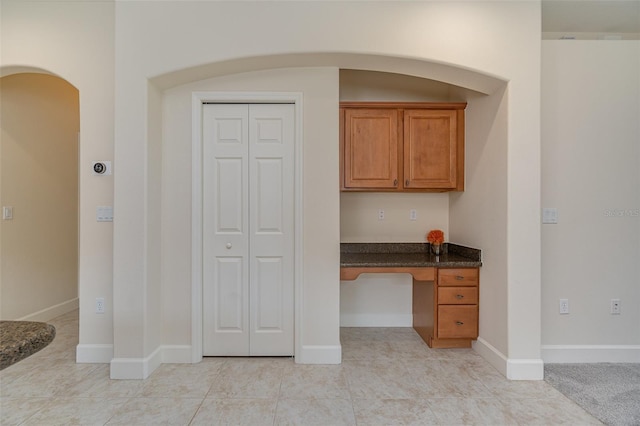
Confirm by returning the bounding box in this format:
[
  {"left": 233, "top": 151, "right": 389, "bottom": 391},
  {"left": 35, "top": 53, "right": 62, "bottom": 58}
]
[
  {"left": 202, "top": 103, "right": 294, "bottom": 357},
  {"left": 248, "top": 104, "right": 294, "bottom": 356},
  {"left": 203, "top": 104, "right": 250, "bottom": 356}
]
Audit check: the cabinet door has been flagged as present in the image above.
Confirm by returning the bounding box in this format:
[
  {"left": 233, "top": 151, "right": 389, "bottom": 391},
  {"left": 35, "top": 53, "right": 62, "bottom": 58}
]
[
  {"left": 438, "top": 305, "right": 478, "bottom": 339},
  {"left": 403, "top": 109, "right": 458, "bottom": 189},
  {"left": 344, "top": 109, "right": 399, "bottom": 189}
]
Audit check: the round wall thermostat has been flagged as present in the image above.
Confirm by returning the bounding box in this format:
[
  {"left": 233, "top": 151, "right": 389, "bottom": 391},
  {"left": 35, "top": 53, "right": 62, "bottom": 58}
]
[{"left": 92, "top": 161, "right": 112, "bottom": 175}]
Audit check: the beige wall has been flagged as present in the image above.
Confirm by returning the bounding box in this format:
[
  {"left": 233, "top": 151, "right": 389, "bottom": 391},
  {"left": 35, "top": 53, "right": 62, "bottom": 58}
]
[
  {"left": 1, "top": 0, "right": 116, "bottom": 358},
  {"left": 160, "top": 67, "right": 340, "bottom": 357},
  {"left": 449, "top": 86, "right": 510, "bottom": 357},
  {"left": 541, "top": 41, "right": 640, "bottom": 361},
  {"left": 113, "top": 0, "right": 540, "bottom": 379},
  {"left": 3, "top": 0, "right": 544, "bottom": 379},
  {"left": 0, "top": 73, "right": 79, "bottom": 320}
]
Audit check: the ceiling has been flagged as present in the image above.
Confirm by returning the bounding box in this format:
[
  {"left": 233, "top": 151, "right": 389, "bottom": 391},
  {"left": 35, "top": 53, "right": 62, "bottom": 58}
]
[{"left": 542, "top": 0, "right": 640, "bottom": 38}]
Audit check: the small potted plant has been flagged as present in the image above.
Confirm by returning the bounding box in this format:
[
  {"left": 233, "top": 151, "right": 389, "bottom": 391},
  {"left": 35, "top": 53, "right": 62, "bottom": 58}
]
[{"left": 426, "top": 229, "right": 444, "bottom": 255}]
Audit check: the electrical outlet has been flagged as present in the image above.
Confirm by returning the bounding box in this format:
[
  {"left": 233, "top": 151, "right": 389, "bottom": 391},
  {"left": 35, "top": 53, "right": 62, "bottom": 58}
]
[
  {"left": 378, "top": 209, "right": 385, "bottom": 221},
  {"left": 611, "top": 299, "right": 621, "bottom": 315},
  {"left": 96, "top": 297, "right": 105, "bottom": 314},
  {"left": 409, "top": 209, "right": 417, "bottom": 221},
  {"left": 559, "top": 298, "right": 569, "bottom": 314}
]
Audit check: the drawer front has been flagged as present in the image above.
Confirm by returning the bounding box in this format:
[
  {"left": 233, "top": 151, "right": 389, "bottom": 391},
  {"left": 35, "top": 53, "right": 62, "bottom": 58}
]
[
  {"left": 438, "top": 268, "right": 478, "bottom": 286},
  {"left": 437, "top": 305, "right": 478, "bottom": 338},
  {"left": 438, "top": 287, "right": 478, "bottom": 305}
]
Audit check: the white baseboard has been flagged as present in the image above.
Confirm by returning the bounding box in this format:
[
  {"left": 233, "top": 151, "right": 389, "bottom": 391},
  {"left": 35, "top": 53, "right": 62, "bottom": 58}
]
[
  {"left": 162, "top": 345, "right": 193, "bottom": 363},
  {"left": 340, "top": 314, "right": 413, "bottom": 327},
  {"left": 110, "top": 346, "right": 163, "bottom": 379},
  {"left": 76, "top": 344, "right": 113, "bottom": 363},
  {"left": 542, "top": 345, "right": 640, "bottom": 363},
  {"left": 296, "top": 345, "right": 342, "bottom": 364},
  {"left": 18, "top": 298, "right": 79, "bottom": 322},
  {"left": 473, "top": 337, "right": 508, "bottom": 376},
  {"left": 473, "top": 337, "right": 544, "bottom": 380},
  {"left": 507, "top": 358, "right": 544, "bottom": 380}
]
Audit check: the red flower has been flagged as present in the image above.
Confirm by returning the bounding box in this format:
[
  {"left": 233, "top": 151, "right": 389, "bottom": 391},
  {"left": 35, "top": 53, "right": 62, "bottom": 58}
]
[{"left": 426, "top": 229, "right": 444, "bottom": 244}]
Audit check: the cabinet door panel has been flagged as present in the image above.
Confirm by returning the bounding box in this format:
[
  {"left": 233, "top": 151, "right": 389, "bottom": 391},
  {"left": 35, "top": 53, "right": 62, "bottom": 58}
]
[
  {"left": 438, "top": 305, "right": 478, "bottom": 338},
  {"left": 344, "top": 109, "right": 398, "bottom": 188},
  {"left": 404, "top": 109, "right": 457, "bottom": 189}
]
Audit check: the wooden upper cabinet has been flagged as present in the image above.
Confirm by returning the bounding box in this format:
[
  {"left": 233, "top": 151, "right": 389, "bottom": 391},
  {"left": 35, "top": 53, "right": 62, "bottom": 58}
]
[
  {"left": 343, "top": 108, "right": 399, "bottom": 189},
  {"left": 404, "top": 109, "right": 458, "bottom": 190},
  {"left": 340, "top": 102, "right": 466, "bottom": 192}
]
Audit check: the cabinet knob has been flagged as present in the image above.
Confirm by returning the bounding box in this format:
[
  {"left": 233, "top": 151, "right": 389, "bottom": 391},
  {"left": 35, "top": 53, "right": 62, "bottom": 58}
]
[
  {"left": 405, "top": 179, "right": 409, "bottom": 186},
  {"left": 456, "top": 294, "right": 464, "bottom": 299},
  {"left": 226, "top": 243, "right": 232, "bottom": 249},
  {"left": 455, "top": 275, "right": 464, "bottom": 280},
  {"left": 394, "top": 179, "right": 398, "bottom": 186},
  {"left": 456, "top": 321, "right": 464, "bottom": 326}
]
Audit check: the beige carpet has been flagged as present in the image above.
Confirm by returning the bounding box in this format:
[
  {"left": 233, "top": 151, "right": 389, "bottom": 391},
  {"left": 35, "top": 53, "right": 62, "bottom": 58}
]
[{"left": 545, "top": 363, "right": 640, "bottom": 426}]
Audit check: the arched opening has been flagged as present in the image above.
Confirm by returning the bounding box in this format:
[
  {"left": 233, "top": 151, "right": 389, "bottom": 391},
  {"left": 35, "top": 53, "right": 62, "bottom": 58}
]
[
  {"left": 0, "top": 72, "right": 80, "bottom": 323},
  {"left": 145, "top": 55, "right": 509, "bottom": 370}
]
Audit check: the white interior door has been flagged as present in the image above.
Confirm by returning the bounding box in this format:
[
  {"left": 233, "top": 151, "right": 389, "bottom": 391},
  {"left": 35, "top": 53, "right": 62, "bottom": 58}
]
[{"left": 203, "top": 103, "right": 294, "bottom": 356}]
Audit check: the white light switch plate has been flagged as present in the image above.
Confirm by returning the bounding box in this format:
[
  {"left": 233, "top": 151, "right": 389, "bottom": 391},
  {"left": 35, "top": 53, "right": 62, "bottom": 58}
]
[
  {"left": 542, "top": 208, "right": 558, "bottom": 224},
  {"left": 97, "top": 206, "right": 113, "bottom": 222},
  {"left": 2, "top": 206, "right": 13, "bottom": 220}
]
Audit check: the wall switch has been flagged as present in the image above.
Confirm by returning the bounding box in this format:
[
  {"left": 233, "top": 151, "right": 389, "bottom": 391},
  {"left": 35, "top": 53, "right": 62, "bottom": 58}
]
[
  {"left": 559, "top": 298, "right": 569, "bottom": 314},
  {"left": 409, "top": 209, "right": 417, "bottom": 221},
  {"left": 543, "top": 208, "right": 558, "bottom": 224},
  {"left": 2, "top": 206, "right": 13, "bottom": 220},
  {"left": 96, "top": 297, "right": 105, "bottom": 314},
  {"left": 611, "top": 299, "right": 621, "bottom": 315},
  {"left": 97, "top": 206, "right": 113, "bottom": 222},
  {"left": 378, "top": 209, "right": 385, "bottom": 220}
]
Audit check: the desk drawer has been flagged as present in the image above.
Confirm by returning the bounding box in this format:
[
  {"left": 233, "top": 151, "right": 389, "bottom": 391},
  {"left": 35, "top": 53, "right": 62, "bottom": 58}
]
[
  {"left": 437, "top": 305, "right": 478, "bottom": 338},
  {"left": 438, "top": 287, "right": 478, "bottom": 305},
  {"left": 438, "top": 268, "right": 478, "bottom": 286}
]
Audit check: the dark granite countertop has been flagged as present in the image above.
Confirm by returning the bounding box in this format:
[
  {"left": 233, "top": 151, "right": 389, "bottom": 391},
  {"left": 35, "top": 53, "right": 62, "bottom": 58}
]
[
  {"left": 0, "top": 321, "right": 56, "bottom": 370},
  {"left": 341, "top": 242, "right": 482, "bottom": 268}
]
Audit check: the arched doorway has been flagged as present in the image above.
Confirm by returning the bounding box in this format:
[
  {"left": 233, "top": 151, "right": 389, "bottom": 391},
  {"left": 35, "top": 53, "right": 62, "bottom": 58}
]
[{"left": 0, "top": 72, "right": 79, "bottom": 321}]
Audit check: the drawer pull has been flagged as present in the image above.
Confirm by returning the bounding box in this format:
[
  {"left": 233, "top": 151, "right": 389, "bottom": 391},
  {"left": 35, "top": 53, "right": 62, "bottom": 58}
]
[
  {"left": 456, "top": 321, "right": 464, "bottom": 326},
  {"left": 456, "top": 294, "right": 464, "bottom": 299},
  {"left": 455, "top": 275, "right": 464, "bottom": 280}
]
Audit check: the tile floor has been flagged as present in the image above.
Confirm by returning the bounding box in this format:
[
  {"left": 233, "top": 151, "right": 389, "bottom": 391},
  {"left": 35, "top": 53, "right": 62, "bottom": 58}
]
[{"left": 0, "top": 310, "right": 600, "bottom": 425}]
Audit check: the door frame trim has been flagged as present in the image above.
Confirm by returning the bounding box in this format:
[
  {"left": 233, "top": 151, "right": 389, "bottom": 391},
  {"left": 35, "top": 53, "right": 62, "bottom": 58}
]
[{"left": 191, "top": 92, "right": 303, "bottom": 362}]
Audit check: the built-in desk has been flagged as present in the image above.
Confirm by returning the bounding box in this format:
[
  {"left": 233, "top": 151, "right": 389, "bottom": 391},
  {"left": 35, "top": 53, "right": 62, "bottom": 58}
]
[{"left": 340, "top": 243, "right": 482, "bottom": 348}]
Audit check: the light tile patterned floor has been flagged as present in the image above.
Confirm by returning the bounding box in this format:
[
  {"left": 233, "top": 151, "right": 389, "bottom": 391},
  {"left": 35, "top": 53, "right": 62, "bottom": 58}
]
[{"left": 0, "top": 311, "right": 601, "bottom": 425}]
